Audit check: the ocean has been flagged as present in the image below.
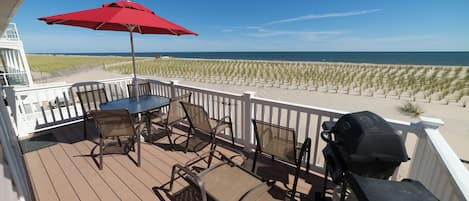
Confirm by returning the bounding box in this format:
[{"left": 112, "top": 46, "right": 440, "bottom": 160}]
[{"left": 60, "top": 52, "right": 469, "bottom": 66}]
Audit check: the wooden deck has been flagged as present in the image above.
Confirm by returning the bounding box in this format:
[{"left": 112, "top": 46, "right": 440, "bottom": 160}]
[{"left": 22, "top": 122, "right": 324, "bottom": 201}]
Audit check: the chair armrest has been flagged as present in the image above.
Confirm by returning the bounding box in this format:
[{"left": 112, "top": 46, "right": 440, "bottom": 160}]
[
  {"left": 169, "top": 163, "right": 200, "bottom": 191},
  {"left": 220, "top": 115, "right": 232, "bottom": 122},
  {"left": 214, "top": 115, "right": 232, "bottom": 126},
  {"left": 217, "top": 145, "right": 247, "bottom": 167},
  {"left": 184, "top": 146, "right": 247, "bottom": 168}
]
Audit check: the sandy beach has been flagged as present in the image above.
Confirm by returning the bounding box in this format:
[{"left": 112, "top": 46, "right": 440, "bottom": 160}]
[{"left": 40, "top": 66, "right": 469, "bottom": 168}]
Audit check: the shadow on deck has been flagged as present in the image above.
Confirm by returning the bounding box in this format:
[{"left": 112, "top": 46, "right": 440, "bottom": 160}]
[{"left": 21, "top": 121, "right": 329, "bottom": 201}]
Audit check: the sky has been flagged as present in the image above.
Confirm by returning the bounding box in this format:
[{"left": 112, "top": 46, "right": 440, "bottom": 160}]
[{"left": 10, "top": 0, "right": 469, "bottom": 53}]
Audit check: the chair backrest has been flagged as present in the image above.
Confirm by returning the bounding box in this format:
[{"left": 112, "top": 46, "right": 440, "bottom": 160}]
[
  {"left": 252, "top": 119, "right": 297, "bottom": 163},
  {"left": 180, "top": 102, "right": 212, "bottom": 133},
  {"left": 77, "top": 88, "right": 108, "bottom": 114},
  {"left": 167, "top": 93, "right": 191, "bottom": 125},
  {"left": 90, "top": 109, "right": 136, "bottom": 138},
  {"left": 127, "top": 82, "right": 151, "bottom": 97}
]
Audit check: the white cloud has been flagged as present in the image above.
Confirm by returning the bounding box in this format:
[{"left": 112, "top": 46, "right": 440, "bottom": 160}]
[
  {"left": 244, "top": 30, "right": 342, "bottom": 38},
  {"left": 265, "top": 9, "right": 381, "bottom": 25}
]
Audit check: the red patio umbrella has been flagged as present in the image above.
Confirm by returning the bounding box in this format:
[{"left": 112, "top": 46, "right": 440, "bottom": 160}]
[{"left": 38, "top": 0, "right": 197, "bottom": 90}]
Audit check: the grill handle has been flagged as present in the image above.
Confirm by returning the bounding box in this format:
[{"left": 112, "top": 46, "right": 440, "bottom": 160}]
[
  {"left": 321, "top": 121, "right": 337, "bottom": 143},
  {"left": 321, "top": 130, "right": 333, "bottom": 143}
]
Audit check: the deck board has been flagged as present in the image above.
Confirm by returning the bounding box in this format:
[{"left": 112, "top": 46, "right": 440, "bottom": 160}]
[
  {"left": 48, "top": 144, "right": 101, "bottom": 201},
  {"left": 72, "top": 140, "right": 142, "bottom": 201},
  {"left": 23, "top": 151, "right": 60, "bottom": 201},
  {"left": 58, "top": 143, "right": 121, "bottom": 201},
  {"left": 23, "top": 122, "right": 319, "bottom": 201},
  {"left": 36, "top": 147, "right": 81, "bottom": 201}
]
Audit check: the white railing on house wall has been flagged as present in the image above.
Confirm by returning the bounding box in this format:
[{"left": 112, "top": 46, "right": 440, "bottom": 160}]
[
  {"left": 0, "top": 71, "right": 29, "bottom": 86},
  {"left": 0, "top": 23, "right": 34, "bottom": 86},
  {"left": 0, "top": 23, "right": 19, "bottom": 41},
  {"left": 2, "top": 77, "right": 468, "bottom": 201}
]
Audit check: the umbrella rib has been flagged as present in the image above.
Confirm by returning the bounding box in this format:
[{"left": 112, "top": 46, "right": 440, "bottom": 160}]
[
  {"left": 137, "top": 26, "right": 142, "bottom": 34},
  {"left": 95, "top": 22, "right": 106, "bottom": 30},
  {"left": 51, "top": 20, "right": 66, "bottom": 24},
  {"left": 167, "top": 28, "right": 179, "bottom": 35}
]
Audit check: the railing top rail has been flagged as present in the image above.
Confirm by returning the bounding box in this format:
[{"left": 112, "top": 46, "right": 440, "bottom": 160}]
[
  {"left": 252, "top": 96, "right": 347, "bottom": 116},
  {"left": 252, "top": 96, "right": 422, "bottom": 133},
  {"left": 175, "top": 83, "right": 243, "bottom": 99},
  {"left": 144, "top": 79, "right": 171, "bottom": 85},
  {"left": 12, "top": 77, "right": 132, "bottom": 93}
]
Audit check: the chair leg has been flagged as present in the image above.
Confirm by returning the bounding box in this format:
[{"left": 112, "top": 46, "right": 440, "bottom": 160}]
[
  {"left": 252, "top": 150, "right": 258, "bottom": 172},
  {"left": 167, "top": 126, "right": 174, "bottom": 146},
  {"left": 99, "top": 137, "right": 103, "bottom": 170},
  {"left": 185, "top": 127, "right": 192, "bottom": 153},
  {"left": 83, "top": 115, "right": 87, "bottom": 140},
  {"left": 137, "top": 133, "right": 141, "bottom": 167},
  {"left": 307, "top": 146, "right": 311, "bottom": 172},
  {"left": 291, "top": 163, "right": 301, "bottom": 200},
  {"left": 229, "top": 124, "right": 235, "bottom": 145},
  {"left": 117, "top": 137, "right": 122, "bottom": 148}
]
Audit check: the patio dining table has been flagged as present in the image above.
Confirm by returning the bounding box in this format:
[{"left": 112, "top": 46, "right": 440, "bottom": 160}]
[{"left": 100, "top": 95, "right": 170, "bottom": 136}]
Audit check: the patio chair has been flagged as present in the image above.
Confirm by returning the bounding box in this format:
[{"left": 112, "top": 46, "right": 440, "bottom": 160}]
[
  {"left": 90, "top": 109, "right": 140, "bottom": 170},
  {"left": 127, "top": 81, "right": 152, "bottom": 97},
  {"left": 77, "top": 87, "right": 108, "bottom": 139},
  {"left": 251, "top": 119, "right": 312, "bottom": 199},
  {"left": 180, "top": 102, "right": 235, "bottom": 153},
  {"left": 151, "top": 93, "right": 191, "bottom": 145},
  {"left": 127, "top": 81, "right": 162, "bottom": 131},
  {"left": 167, "top": 147, "right": 282, "bottom": 201}
]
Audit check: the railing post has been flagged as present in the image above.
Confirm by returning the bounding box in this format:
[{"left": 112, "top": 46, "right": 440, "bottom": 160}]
[
  {"left": 170, "top": 80, "right": 179, "bottom": 98},
  {"left": 242, "top": 91, "right": 256, "bottom": 150},
  {"left": 410, "top": 116, "right": 469, "bottom": 201},
  {"left": 408, "top": 116, "right": 445, "bottom": 179}
]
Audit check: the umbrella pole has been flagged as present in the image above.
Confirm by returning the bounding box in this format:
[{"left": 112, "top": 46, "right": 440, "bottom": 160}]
[{"left": 128, "top": 27, "right": 139, "bottom": 100}]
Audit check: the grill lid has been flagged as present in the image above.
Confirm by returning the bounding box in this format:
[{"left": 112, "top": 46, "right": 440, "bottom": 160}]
[{"left": 331, "top": 111, "right": 409, "bottom": 163}]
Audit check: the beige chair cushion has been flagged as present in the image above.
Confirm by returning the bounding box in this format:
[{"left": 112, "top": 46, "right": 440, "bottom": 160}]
[{"left": 200, "top": 164, "right": 263, "bottom": 201}]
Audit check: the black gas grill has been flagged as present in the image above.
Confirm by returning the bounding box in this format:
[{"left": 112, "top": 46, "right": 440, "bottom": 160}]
[
  {"left": 319, "top": 111, "right": 438, "bottom": 201},
  {"left": 321, "top": 111, "right": 408, "bottom": 181}
]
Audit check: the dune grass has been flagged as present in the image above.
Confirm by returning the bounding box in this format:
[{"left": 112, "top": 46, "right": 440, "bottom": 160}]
[
  {"left": 27, "top": 54, "right": 136, "bottom": 73},
  {"left": 401, "top": 101, "right": 424, "bottom": 117},
  {"left": 106, "top": 58, "right": 469, "bottom": 104}
]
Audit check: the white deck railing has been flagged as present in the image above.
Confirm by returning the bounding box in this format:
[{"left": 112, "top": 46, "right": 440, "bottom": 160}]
[{"left": 3, "top": 77, "right": 468, "bottom": 201}]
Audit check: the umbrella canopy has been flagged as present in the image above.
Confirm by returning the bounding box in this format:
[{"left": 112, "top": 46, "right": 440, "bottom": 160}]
[
  {"left": 38, "top": 0, "right": 197, "bottom": 94},
  {"left": 38, "top": 1, "right": 197, "bottom": 35}
]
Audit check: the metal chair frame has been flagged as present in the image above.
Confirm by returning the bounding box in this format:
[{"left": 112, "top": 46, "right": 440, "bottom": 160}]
[
  {"left": 251, "top": 119, "right": 312, "bottom": 200},
  {"left": 180, "top": 102, "right": 235, "bottom": 153},
  {"left": 76, "top": 87, "right": 108, "bottom": 139},
  {"left": 90, "top": 109, "right": 141, "bottom": 170}
]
